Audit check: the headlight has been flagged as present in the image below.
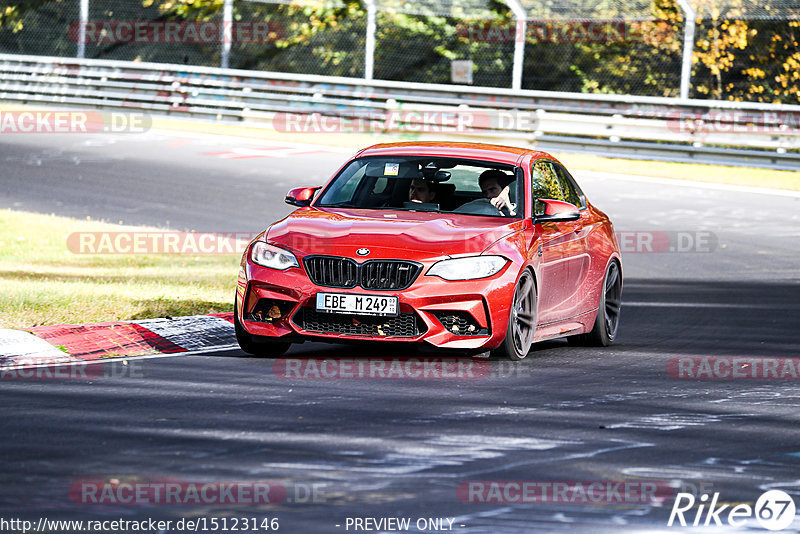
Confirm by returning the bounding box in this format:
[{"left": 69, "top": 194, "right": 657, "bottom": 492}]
[
  {"left": 426, "top": 256, "right": 507, "bottom": 281},
  {"left": 250, "top": 241, "right": 299, "bottom": 270}
]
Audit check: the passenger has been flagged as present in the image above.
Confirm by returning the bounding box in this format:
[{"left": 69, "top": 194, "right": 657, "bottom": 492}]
[
  {"left": 408, "top": 178, "right": 437, "bottom": 203},
  {"left": 479, "top": 169, "right": 516, "bottom": 215}
]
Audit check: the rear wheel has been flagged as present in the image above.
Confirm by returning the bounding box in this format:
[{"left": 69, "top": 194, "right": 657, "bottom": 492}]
[
  {"left": 493, "top": 270, "right": 537, "bottom": 361},
  {"left": 570, "top": 260, "right": 621, "bottom": 347},
  {"left": 234, "top": 298, "right": 291, "bottom": 357}
]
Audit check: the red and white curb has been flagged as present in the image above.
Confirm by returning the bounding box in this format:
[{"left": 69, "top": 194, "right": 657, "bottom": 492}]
[{"left": 0, "top": 313, "right": 237, "bottom": 370}]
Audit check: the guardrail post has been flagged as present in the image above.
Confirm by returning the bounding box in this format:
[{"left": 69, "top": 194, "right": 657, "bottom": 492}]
[
  {"left": 221, "top": 0, "right": 234, "bottom": 69},
  {"left": 676, "top": 0, "right": 696, "bottom": 100},
  {"left": 501, "top": 0, "right": 526, "bottom": 91},
  {"left": 77, "top": 0, "right": 89, "bottom": 59},
  {"left": 364, "top": 0, "right": 376, "bottom": 80}
]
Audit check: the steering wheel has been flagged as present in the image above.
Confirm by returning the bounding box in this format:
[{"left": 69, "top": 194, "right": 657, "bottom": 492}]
[{"left": 453, "top": 198, "right": 504, "bottom": 216}]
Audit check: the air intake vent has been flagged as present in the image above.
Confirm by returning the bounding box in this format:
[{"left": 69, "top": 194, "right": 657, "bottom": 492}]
[
  {"left": 295, "top": 308, "right": 424, "bottom": 338},
  {"left": 432, "top": 311, "right": 489, "bottom": 336}
]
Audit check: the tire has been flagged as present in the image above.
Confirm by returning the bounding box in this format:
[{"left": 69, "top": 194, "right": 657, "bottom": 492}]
[
  {"left": 493, "top": 270, "right": 537, "bottom": 361},
  {"left": 234, "top": 298, "right": 291, "bottom": 357},
  {"left": 570, "top": 259, "right": 621, "bottom": 347}
]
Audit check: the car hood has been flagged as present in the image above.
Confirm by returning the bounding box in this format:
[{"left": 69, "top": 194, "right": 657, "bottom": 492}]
[{"left": 266, "top": 207, "right": 523, "bottom": 260}]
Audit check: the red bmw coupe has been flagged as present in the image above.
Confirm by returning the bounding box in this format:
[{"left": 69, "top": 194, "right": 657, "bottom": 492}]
[{"left": 235, "top": 142, "right": 622, "bottom": 360}]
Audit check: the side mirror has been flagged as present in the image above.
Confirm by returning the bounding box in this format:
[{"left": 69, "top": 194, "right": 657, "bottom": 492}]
[
  {"left": 534, "top": 199, "right": 581, "bottom": 223},
  {"left": 285, "top": 186, "right": 321, "bottom": 207}
]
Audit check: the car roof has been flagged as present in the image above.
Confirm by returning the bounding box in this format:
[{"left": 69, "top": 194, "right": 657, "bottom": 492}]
[{"left": 356, "top": 141, "right": 554, "bottom": 166}]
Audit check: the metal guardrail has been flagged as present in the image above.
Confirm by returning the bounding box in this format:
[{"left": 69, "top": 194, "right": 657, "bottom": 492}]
[{"left": 1, "top": 53, "right": 799, "bottom": 170}]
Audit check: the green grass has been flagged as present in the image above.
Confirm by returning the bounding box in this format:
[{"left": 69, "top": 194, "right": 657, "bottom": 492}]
[{"left": 0, "top": 210, "right": 240, "bottom": 329}]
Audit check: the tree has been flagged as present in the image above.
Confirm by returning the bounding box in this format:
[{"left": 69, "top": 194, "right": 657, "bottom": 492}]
[{"left": 1, "top": 0, "right": 798, "bottom": 102}]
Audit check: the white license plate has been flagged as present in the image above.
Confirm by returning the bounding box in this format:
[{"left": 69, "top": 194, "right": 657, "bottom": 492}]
[{"left": 316, "top": 292, "right": 399, "bottom": 317}]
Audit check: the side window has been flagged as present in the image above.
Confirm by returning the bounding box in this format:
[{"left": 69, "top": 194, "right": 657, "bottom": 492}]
[
  {"left": 553, "top": 164, "right": 585, "bottom": 209},
  {"left": 449, "top": 167, "right": 482, "bottom": 192},
  {"left": 324, "top": 163, "right": 367, "bottom": 204},
  {"left": 531, "top": 160, "right": 564, "bottom": 216}
]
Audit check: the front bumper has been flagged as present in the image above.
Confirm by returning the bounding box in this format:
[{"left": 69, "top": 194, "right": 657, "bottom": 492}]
[{"left": 237, "top": 257, "right": 518, "bottom": 350}]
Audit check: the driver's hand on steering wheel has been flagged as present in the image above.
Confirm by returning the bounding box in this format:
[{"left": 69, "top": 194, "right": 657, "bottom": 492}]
[{"left": 489, "top": 186, "right": 515, "bottom": 216}]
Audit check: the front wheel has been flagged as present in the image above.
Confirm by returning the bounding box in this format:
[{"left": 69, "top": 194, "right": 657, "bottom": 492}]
[
  {"left": 570, "top": 259, "right": 621, "bottom": 347},
  {"left": 234, "top": 298, "right": 291, "bottom": 357},
  {"left": 493, "top": 270, "right": 537, "bottom": 361}
]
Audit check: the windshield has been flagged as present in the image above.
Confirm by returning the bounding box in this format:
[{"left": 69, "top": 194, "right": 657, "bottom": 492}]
[{"left": 316, "top": 156, "right": 524, "bottom": 218}]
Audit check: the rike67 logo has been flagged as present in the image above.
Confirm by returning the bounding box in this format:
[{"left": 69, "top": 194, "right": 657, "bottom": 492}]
[{"left": 668, "top": 490, "right": 796, "bottom": 530}]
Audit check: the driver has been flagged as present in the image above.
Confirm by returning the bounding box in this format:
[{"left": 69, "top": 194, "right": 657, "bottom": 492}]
[
  {"left": 408, "top": 178, "right": 437, "bottom": 203},
  {"left": 479, "top": 169, "right": 516, "bottom": 216}
]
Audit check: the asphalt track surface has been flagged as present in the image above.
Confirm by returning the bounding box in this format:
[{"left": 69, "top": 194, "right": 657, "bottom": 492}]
[{"left": 2, "top": 130, "right": 800, "bottom": 533}]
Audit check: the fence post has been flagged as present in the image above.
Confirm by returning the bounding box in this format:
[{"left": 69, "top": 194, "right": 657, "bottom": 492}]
[
  {"left": 77, "top": 0, "right": 89, "bottom": 59},
  {"left": 221, "top": 0, "right": 234, "bottom": 69},
  {"left": 501, "top": 0, "right": 526, "bottom": 91},
  {"left": 364, "top": 0, "right": 376, "bottom": 80},
  {"left": 676, "top": 0, "right": 696, "bottom": 100}
]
